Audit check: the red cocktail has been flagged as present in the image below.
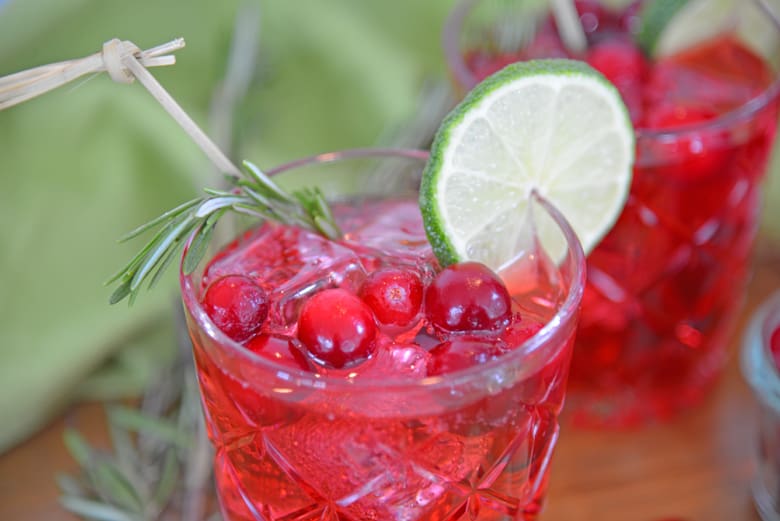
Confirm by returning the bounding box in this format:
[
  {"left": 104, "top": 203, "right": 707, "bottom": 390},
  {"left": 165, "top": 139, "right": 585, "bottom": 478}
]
[
  {"left": 180, "top": 149, "right": 585, "bottom": 520},
  {"left": 445, "top": 0, "right": 780, "bottom": 427}
]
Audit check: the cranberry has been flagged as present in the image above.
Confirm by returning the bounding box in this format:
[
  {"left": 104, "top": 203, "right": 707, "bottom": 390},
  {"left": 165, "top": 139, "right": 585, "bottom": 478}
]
[
  {"left": 770, "top": 325, "right": 780, "bottom": 370},
  {"left": 359, "top": 268, "right": 423, "bottom": 327},
  {"left": 202, "top": 275, "right": 268, "bottom": 342},
  {"left": 245, "top": 334, "right": 312, "bottom": 371},
  {"left": 586, "top": 39, "right": 647, "bottom": 122},
  {"left": 643, "top": 104, "right": 727, "bottom": 181},
  {"left": 425, "top": 262, "right": 512, "bottom": 333},
  {"left": 427, "top": 336, "right": 503, "bottom": 376},
  {"left": 297, "top": 288, "right": 378, "bottom": 368}
]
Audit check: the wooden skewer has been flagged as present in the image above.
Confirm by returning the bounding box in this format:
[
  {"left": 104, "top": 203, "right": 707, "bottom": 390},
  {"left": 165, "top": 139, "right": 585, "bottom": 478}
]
[{"left": 0, "top": 37, "right": 251, "bottom": 179}]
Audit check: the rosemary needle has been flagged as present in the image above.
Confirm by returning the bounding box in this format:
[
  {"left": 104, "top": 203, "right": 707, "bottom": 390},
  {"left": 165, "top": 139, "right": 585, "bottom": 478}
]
[{"left": 107, "top": 162, "right": 341, "bottom": 305}]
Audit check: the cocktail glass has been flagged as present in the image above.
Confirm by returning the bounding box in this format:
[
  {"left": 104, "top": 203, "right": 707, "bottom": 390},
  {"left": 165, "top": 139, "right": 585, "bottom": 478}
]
[
  {"left": 742, "top": 289, "right": 780, "bottom": 521},
  {"left": 444, "top": 0, "right": 780, "bottom": 427},
  {"left": 180, "top": 148, "right": 585, "bottom": 520}
]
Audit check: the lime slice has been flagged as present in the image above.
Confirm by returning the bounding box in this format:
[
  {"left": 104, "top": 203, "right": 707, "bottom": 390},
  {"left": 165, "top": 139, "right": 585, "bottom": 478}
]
[
  {"left": 420, "top": 59, "right": 634, "bottom": 270},
  {"left": 637, "top": 0, "right": 780, "bottom": 62}
]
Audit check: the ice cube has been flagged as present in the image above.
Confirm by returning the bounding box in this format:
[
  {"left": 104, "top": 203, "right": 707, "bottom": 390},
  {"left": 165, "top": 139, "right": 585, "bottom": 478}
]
[
  {"left": 340, "top": 200, "right": 435, "bottom": 272},
  {"left": 268, "top": 240, "right": 368, "bottom": 333},
  {"left": 360, "top": 342, "right": 432, "bottom": 380},
  {"left": 203, "top": 223, "right": 308, "bottom": 290}
]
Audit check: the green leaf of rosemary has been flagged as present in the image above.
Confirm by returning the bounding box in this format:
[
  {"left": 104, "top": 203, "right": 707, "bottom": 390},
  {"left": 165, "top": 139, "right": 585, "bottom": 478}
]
[
  {"left": 152, "top": 448, "right": 180, "bottom": 508},
  {"left": 108, "top": 161, "right": 342, "bottom": 305},
  {"left": 182, "top": 209, "right": 224, "bottom": 275},
  {"left": 107, "top": 406, "right": 193, "bottom": 450},
  {"left": 63, "top": 429, "right": 93, "bottom": 467},
  {"left": 59, "top": 497, "right": 138, "bottom": 521},
  {"left": 59, "top": 307, "right": 221, "bottom": 521}
]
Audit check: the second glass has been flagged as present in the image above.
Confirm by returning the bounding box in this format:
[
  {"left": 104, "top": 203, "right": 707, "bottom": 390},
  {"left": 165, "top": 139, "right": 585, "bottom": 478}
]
[{"left": 445, "top": 0, "right": 780, "bottom": 427}]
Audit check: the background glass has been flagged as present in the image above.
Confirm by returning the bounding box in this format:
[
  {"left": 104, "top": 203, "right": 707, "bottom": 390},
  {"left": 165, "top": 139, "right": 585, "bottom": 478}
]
[{"left": 445, "top": 0, "right": 780, "bottom": 427}]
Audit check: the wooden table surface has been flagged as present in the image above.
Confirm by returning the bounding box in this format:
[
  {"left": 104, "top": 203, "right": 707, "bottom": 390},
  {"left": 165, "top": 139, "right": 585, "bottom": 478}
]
[{"left": 1, "top": 253, "right": 778, "bottom": 521}]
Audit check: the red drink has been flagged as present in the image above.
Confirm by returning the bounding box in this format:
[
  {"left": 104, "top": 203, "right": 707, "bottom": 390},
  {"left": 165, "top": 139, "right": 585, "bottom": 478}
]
[
  {"left": 180, "top": 150, "right": 585, "bottom": 520},
  {"left": 445, "top": 0, "right": 780, "bottom": 426}
]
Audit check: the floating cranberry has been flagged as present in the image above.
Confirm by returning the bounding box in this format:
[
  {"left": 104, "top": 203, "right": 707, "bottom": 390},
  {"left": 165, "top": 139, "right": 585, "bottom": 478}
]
[
  {"left": 202, "top": 275, "right": 268, "bottom": 342},
  {"left": 359, "top": 268, "right": 423, "bottom": 327},
  {"left": 427, "top": 336, "right": 503, "bottom": 376},
  {"left": 297, "top": 288, "right": 378, "bottom": 368},
  {"left": 425, "top": 262, "right": 512, "bottom": 333}
]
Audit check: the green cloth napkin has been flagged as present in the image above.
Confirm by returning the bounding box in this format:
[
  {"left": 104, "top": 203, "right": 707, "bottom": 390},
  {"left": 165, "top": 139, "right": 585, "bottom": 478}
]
[{"left": 0, "top": 0, "right": 452, "bottom": 453}]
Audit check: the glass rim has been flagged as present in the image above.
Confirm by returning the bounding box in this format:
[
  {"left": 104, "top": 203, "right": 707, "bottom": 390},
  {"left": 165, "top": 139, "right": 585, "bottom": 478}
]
[
  {"left": 741, "top": 290, "right": 780, "bottom": 408},
  {"left": 442, "top": 0, "right": 780, "bottom": 139},
  {"left": 180, "top": 147, "right": 586, "bottom": 392}
]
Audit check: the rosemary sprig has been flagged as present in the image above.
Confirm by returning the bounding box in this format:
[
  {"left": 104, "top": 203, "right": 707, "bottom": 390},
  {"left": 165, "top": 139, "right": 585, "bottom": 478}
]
[
  {"left": 58, "top": 306, "right": 220, "bottom": 521},
  {"left": 107, "top": 160, "right": 342, "bottom": 305}
]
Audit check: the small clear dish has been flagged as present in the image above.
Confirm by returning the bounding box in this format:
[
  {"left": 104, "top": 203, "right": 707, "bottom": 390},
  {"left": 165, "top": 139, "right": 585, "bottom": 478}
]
[{"left": 742, "top": 290, "right": 780, "bottom": 521}]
